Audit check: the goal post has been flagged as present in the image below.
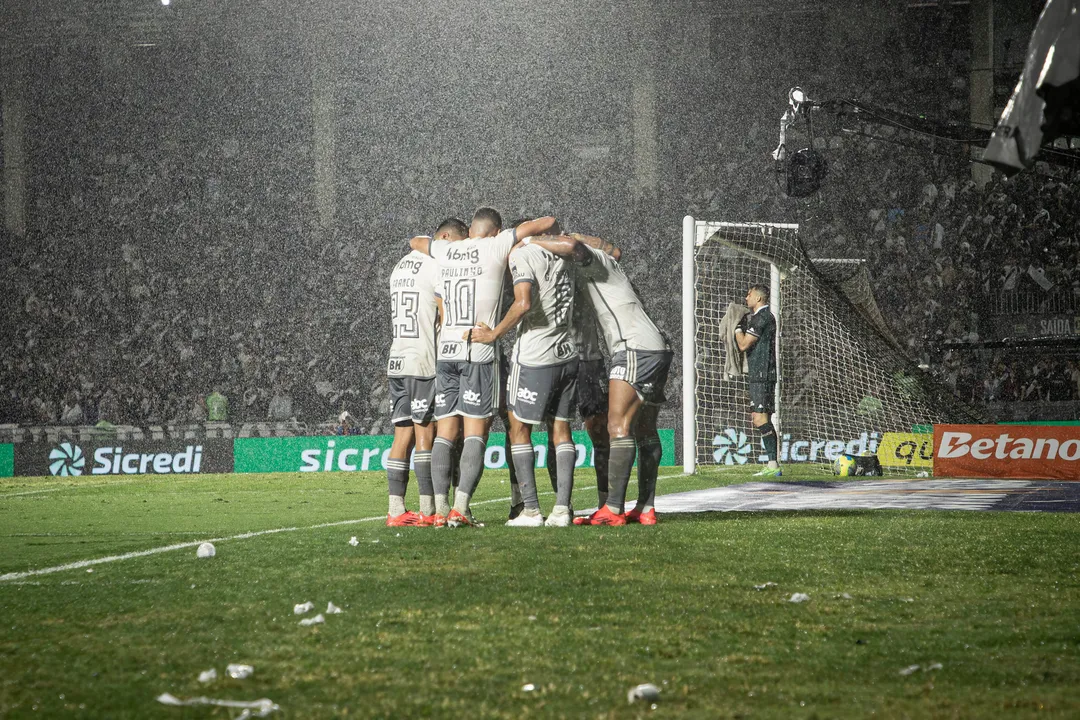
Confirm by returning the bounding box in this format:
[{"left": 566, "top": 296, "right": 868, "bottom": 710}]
[
  {"left": 682, "top": 216, "right": 983, "bottom": 476},
  {"left": 683, "top": 217, "right": 792, "bottom": 474}
]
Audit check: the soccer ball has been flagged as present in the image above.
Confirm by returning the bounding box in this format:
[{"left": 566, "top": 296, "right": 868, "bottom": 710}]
[{"left": 832, "top": 454, "right": 857, "bottom": 476}]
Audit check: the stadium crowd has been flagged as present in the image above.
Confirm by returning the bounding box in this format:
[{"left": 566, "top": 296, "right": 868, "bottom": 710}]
[{"left": 3, "top": 119, "right": 1078, "bottom": 428}]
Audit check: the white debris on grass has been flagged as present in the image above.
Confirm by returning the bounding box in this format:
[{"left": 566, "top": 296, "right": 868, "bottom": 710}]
[
  {"left": 326, "top": 602, "right": 343, "bottom": 614},
  {"left": 299, "top": 614, "right": 325, "bottom": 627},
  {"left": 348, "top": 537, "right": 359, "bottom": 546},
  {"left": 901, "top": 662, "right": 943, "bottom": 675},
  {"left": 789, "top": 593, "right": 810, "bottom": 603},
  {"left": 521, "top": 683, "right": 536, "bottom": 692},
  {"left": 197, "top": 669, "right": 217, "bottom": 683},
  {"left": 627, "top": 683, "right": 661, "bottom": 704},
  {"left": 753, "top": 582, "right": 777, "bottom": 590},
  {"left": 838, "top": 592, "right": 853, "bottom": 599},
  {"left": 157, "top": 693, "right": 279, "bottom": 718},
  {"left": 196, "top": 543, "right": 216, "bottom": 558},
  {"left": 227, "top": 664, "right": 254, "bottom": 679},
  {"left": 293, "top": 602, "right": 314, "bottom": 615}
]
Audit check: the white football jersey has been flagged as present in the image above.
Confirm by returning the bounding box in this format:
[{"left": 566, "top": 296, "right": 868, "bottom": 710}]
[
  {"left": 575, "top": 246, "right": 667, "bottom": 354},
  {"left": 430, "top": 229, "right": 516, "bottom": 364},
  {"left": 387, "top": 250, "right": 440, "bottom": 378},
  {"left": 508, "top": 243, "right": 576, "bottom": 367}
]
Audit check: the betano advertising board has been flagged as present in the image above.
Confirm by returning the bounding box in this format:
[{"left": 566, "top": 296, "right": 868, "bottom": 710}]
[
  {"left": 933, "top": 424, "right": 1080, "bottom": 480},
  {"left": 235, "top": 430, "right": 676, "bottom": 474}
]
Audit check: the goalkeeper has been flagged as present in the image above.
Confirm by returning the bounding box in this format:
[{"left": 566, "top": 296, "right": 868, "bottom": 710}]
[{"left": 735, "top": 284, "right": 781, "bottom": 476}]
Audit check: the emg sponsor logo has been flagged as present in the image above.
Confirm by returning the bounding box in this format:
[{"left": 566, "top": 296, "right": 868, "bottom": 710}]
[{"left": 711, "top": 429, "right": 880, "bottom": 464}]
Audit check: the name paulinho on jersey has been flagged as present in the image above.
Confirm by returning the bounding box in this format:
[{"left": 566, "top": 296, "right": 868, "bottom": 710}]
[{"left": 430, "top": 229, "right": 516, "bottom": 364}]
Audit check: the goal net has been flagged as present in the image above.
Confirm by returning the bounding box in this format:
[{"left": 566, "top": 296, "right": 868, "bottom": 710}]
[{"left": 680, "top": 217, "right": 983, "bottom": 473}]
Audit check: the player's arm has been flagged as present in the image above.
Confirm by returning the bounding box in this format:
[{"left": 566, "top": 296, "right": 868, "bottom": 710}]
[
  {"left": 467, "top": 281, "right": 532, "bottom": 345},
  {"left": 408, "top": 235, "right": 433, "bottom": 256},
  {"left": 569, "top": 232, "right": 621, "bottom": 260},
  {"left": 527, "top": 236, "right": 599, "bottom": 267},
  {"left": 513, "top": 216, "right": 557, "bottom": 241},
  {"left": 735, "top": 314, "right": 760, "bottom": 352}
]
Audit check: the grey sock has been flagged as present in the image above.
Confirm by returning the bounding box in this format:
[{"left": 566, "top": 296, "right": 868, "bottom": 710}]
[
  {"left": 606, "top": 437, "right": 637, "bottom": 514},
  {"left": 511, "top": 443, "right": 540, "bottom": 510},
  {"left": 546, "top": 437, "right": 558, "bottom": 494},
  {"left": 594, "top": 442, "right": 610, "bottom": 496},
  {"left": 414, "top": 451, "right": 435, "bottom": 516},
  {"left": 504, "top": 428, "right": 518, "bottom": 486},
  {"left": 456, "top": 435, "right": 487, "bottom": 500},
  {"left": 636, "top": 435, "right": 662, "bottom": 509},
  {"left": 432, "top": 437, "right": 455, "bottom": 515},
  {"left": 555, "top": 442, "right": 576, "bottom": 507},
  {"left": 386, "top": 459, "right": 408, "bottom": 498},
  {"left": 414, "top": 451, "right": 433, "bottom": 496}
]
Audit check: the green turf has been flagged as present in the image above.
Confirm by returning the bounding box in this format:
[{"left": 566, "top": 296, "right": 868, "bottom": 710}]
[{"left": 1, "top": 468, "right": 1078, "bottom": 719}]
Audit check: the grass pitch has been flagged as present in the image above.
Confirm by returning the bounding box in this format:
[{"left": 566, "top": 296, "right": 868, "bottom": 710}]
[{"left": 1, "top": 468, "right": 1078, "bottom": 719}]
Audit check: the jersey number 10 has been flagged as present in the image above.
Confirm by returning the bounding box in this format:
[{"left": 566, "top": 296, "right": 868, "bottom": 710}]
[{"left": 441, "top": 279, "right": 476, "bottom": 327}]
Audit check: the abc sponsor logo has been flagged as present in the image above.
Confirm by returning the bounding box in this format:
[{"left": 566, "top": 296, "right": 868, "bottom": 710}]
[
  {"left": 462, "top": 389, "right": 482, "bottom": 405},
  {"left": 48, "top": 443, "right": 204, "bottom": 476},
  {"left": 410, "top": 398, "right": 429, "bottom": 412},
  {"left": 516, "top": 387, "right": 539, "bottom": 404},
  {"left": 434, "top": 393, "right": 447, "bottom": 407}
]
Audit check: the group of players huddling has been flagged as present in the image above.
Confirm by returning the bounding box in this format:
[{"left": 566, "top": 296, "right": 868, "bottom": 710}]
[{"left": 384, "top": 207, "right": 673, "bottom": 528}]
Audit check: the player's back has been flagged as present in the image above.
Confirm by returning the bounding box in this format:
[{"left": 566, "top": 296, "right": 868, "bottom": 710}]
[
  {"left": 508, "top": 243, "right": 576, "bottom": 366},
  {"left": 576, "top": 246, "right": 667, "bottom": 354},
  {"left": 388, "top": 250, "right": 440, "bottom": 378},
  {"left": 573, "top": 284, "right": 605, "bottom": 361},
  {"left": 430, "top": 229, "right": 516, "bottom": 364}
]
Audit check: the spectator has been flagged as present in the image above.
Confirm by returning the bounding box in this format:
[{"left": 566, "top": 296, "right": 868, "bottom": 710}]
[
  {"left": 206, "top": 387, "right": 229, "bottom": 422},
  {"left": 267, "top": 383, "right": 294, "bottom": 422}
]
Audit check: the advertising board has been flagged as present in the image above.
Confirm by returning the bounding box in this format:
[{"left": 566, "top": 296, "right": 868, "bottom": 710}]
[
  {"left": 0, "top": 444, "right": 12, "bottom": 478},
  {"left": 933, "top": 424, "right": 1080, "bottom": 480},
  {"left": 13, "top": 439, "right": 234, "bottom": 477},
  {"left": 876, "top": 433, "right": 934, "bottom": 470},
  {"left": 235, "top": 430, "right": 675, "bottom": 474}
]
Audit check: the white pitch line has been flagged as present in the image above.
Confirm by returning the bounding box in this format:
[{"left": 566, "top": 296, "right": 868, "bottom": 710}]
[
  {"left": 0, "top": 472, "right": 683, "bottom": 583},
  {"left": 0, "top": 479, "right": 142, "bottom": 499}
]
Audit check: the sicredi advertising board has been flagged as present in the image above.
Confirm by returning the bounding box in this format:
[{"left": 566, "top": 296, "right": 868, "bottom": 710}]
[
  {"left": 13, "top": 439, "right": 234, "bottom": 477},
  {"left": 234, "top": 431, "right": 676, "bottom": 474}
]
